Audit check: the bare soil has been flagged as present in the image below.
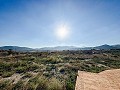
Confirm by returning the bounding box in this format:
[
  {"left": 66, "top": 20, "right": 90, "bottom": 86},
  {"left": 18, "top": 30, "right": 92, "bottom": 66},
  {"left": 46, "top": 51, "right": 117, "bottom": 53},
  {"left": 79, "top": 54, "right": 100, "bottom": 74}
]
[{"left": 75, "top": 69, "right": 120, "bottom": 90}]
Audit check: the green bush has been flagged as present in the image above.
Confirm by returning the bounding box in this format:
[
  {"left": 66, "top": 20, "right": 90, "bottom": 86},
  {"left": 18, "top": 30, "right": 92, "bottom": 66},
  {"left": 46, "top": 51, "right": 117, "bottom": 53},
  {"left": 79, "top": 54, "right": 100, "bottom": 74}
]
[{"left": 66, "top": 81, "right": 74, "bottom": 90}]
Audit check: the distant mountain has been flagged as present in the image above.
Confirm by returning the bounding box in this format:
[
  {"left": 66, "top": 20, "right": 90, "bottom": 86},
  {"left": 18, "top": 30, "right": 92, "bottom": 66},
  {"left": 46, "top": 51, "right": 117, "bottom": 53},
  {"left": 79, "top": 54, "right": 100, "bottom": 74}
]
[
  {"left": 0, "top": 44, "right": 120, "bottom": 52},
  {"left": 0, "top": 46, "right": 33, "bottom": 51},
  {"left": 39, "top": 46, "right": 79, "bottom": 51},
  {"left": 36, "top": 44, "right": 120, "bottom": 51},
  {"left": 112, "top": 45, "right": 120, "bottom": 49},
  {"left": 93, "top": 44, "right": 117, "bottom": 50},
  {"left": 80, "top": 47, "right": 93, "bottom": 50}
]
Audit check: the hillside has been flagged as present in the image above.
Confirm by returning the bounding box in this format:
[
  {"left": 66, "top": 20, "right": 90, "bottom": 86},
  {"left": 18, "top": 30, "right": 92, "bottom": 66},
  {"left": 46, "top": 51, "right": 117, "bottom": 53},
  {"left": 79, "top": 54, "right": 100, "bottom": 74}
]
[
  {"left": 0, "top": 44, "right": 120, "bottom": 51},
  {"left": 0, "top": 46, "right": 33, "bottom": 51},
  {"left": 94, "top": 44, "right": 117, "bottom": 50},
  {"left": 75, "top": 69, "right": 120, "bottom": 90}
]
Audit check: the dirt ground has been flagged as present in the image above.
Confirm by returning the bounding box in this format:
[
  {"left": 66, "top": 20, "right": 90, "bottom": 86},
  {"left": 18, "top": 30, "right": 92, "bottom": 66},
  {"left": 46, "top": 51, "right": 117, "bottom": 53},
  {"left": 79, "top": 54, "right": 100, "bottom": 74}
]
[{"left": 75, "top": 69, "right": 120, "bottom": 90}]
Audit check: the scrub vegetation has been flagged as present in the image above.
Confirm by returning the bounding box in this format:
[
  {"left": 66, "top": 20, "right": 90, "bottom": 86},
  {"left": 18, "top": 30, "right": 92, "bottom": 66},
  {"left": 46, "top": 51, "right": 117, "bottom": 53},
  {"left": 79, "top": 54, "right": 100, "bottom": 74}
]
[{"left": 0, "top": 49, "right": 120, "bottom": 90}]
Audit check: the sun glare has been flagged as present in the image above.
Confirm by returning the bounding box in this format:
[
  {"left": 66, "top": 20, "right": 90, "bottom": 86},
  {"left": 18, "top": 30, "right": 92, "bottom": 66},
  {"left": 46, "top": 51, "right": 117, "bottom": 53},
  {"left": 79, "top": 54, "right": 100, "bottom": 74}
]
[{"left": 56, "top": 25, "right": 69, "bottom": 40}]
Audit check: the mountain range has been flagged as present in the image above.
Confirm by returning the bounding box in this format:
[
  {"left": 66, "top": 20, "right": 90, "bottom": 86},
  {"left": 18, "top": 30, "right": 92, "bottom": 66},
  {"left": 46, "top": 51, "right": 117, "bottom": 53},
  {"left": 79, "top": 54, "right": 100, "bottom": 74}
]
[{"left": 0, "top": 44, "right": 120, "bottom": 52}]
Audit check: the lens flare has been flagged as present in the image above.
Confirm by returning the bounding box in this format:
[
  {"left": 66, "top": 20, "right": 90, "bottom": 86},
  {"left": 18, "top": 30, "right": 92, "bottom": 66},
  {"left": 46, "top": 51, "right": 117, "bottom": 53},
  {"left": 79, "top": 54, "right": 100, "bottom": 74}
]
[{"left": 56, "top": 25, "right": 69, "bottom": 40}]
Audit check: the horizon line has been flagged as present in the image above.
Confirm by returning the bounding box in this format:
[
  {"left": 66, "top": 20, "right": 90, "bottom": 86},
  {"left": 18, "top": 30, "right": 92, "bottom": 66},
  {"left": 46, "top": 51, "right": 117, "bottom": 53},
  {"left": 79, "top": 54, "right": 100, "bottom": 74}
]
[{"left": 0, "top": 44, "right": 120, "bottom": 49}]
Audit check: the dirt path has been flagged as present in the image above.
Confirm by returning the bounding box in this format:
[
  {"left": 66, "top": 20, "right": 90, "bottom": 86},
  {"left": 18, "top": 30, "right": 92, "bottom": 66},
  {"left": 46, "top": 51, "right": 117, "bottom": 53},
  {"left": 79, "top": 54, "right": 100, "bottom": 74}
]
[{"left": 75, "top": 69, "right": 120, "bottom": 90}]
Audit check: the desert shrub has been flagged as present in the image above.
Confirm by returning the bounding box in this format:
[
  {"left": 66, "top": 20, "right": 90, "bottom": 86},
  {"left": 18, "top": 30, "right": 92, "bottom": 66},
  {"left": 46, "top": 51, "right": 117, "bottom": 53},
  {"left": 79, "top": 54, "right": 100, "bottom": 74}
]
[
  {"left": 12, "top": 80, "right": 24, "bottom": 90},
  {"left": 13, "top": 62, "right": 21, "bottom": 68},
  {"left": 80, "top": 62, "right": 107, "bottom": 73},
  {"left": 36, "top": 76, "right": 48, "bottom": 90},
  {"left": 63, "top": 57, "right": 70, "bottom": 60},
  {"left": 40, "top": 57, "right": 61, "bottom": 64},
  {"left": 28, "top": 64, "right": 39, "bottom": 71},
  {"left": 30, "top": 56, "right": 36, "bottom": 61},
  {"left": 65, "top": 72, "right": 77, "bottom": 90},
  {"left": 66, "top": 81, "right": 74, "bottom": 90},
  {"left": 104, "top": 60, "right": 120, "bottom": 68},
  {"left": 0, "top": 62, "right": 13, "bottom": 71},
  {"left": 22, "top": 73, "right": 33, "bottom": 79},
  {"left": 26, "top": 77, "right": 38, "bottom": 90},
  {"left": 43, "top": 71, "right": 51, "bottom": 76},
  {"left": 25, "top": 83, "right": 36, "bottom": 90},
  {"left": 13, "top": 61, "right": 28, "bottom": 69},
  {"left": 0, "top": 62, "right": 14, "bottom": 77},
  {"left": 15, "top": 66, "right": 27, "bottom": 73},
  {"left": 88, "top": 66, "right": 106, "bottom": 73},
  {"left": 47, "top": 78, "right": 63, "bottom": 90},
  {"left": 26, "top": 75, "right": 47, "bottom": 90},
  {"left": 46, "top": 66, "right": 52, "bottom": 71},
  {"left": 2, "top": 71, "right": 14, "bottom": 78},
  {"left": 51, "top": 64, "right": 56, "bottom": 69},
  {"left": 21, "top": 57, "right": 34, "bottom": 61},
  {"left": 0, "top": 80, "right": 10, "bottom": 90}
]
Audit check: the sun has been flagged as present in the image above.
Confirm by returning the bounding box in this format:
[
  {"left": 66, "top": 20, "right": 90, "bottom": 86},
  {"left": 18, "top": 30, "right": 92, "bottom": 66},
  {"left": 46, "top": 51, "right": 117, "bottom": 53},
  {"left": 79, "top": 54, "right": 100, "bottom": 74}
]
[{"left": 56, "top": 25, "right": 69, "bottom": 40}]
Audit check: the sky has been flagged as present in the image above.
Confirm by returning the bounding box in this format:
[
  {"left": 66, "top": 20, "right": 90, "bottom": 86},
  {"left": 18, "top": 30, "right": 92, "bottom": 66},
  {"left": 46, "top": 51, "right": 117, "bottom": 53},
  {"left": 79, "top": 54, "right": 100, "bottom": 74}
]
[{"left": 0, "top": 0, "right": 120, "bottom": 48}]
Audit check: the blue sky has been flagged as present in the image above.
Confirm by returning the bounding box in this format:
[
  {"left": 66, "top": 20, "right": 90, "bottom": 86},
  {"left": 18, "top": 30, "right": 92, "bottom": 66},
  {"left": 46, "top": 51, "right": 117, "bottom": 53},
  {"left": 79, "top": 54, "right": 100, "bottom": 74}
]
[{"left": 0, "top": 0, "right": 120, "bottom": 48}]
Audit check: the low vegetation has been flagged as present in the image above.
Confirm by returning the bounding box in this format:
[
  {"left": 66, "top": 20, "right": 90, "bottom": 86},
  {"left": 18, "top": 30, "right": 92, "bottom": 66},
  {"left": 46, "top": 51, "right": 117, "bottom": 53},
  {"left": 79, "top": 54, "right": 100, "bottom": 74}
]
[{"left": 0, "top": 49, "right": 120, "bottom": 90}]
